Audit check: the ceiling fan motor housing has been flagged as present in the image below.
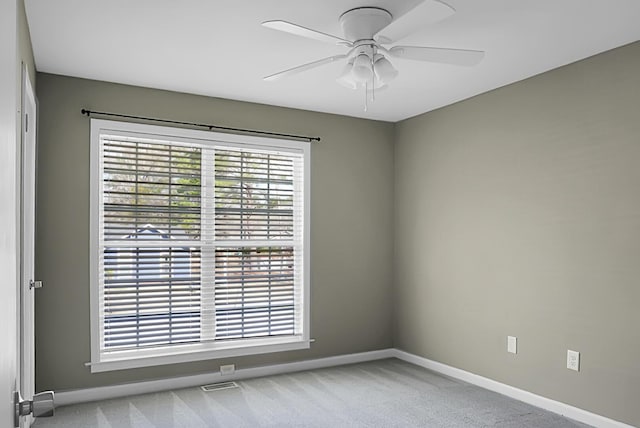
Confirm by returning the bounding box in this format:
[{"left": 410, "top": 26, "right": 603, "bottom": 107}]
[{"left": 339, "top": 7, "right": 392, "bottom": 42}]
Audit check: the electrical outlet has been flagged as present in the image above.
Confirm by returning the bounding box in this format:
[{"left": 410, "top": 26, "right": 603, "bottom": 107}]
[
  {"left": 507, "top": 336, "right": 517, "bottom": 354},
  {"left": 220, "top": 364, "right": 235, "bottom": 375},
  {"left": 567, "top": 350, "right": 580, "bottom": 371}
]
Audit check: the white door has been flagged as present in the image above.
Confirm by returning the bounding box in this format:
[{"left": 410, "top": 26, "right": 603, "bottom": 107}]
[{"left": 20, "top": 65, "right": 37, "bottom": 428}]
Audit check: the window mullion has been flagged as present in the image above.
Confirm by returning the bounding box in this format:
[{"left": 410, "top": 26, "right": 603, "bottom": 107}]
[
  {"left": 97, "top": 140, "right": 106, "bottom": 353},
  {"left": 200, "top": 146, "right": 216, "bottom": 341},
  {"left": 293, "top": 154, "right": 305, "bottom": 336}
]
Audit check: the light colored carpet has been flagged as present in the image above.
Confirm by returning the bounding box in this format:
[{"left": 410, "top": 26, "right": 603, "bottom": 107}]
[{"left": 33, "top": 359, "right": 591, "bottom": 427}]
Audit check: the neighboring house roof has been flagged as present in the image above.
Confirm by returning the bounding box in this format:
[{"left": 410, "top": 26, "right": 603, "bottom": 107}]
[
  {"left": 119, "top": 224, "right": 196, "bottom": 252},
  {"left": 122, "top": 224, "right": 171, "bottom": 240}
]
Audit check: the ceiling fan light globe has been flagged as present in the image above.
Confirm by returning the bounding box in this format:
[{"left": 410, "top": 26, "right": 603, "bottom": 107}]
[
  {"left": 338, "top": 60, "right": 354, "bottom": 79},
  {"left": 372, "top": 78, "right": 386, "bottom": 90},
  {"left": 337, "top": 75, "right": 358, "bottom": 90},
  {"left": 352, "top": 53, "right": 373, "bottom": 83},
  {"left": 337, "top": 78, "right": 358, "bottom": 90},
  {"left": 352, "top": 68, "right": 372, "bottom": 83},
  {"left": 374, "top": 56, "right": 398, "bottom": 85},
  {"left": 336, "top": 60, "right": 358, "bottom": 89}
]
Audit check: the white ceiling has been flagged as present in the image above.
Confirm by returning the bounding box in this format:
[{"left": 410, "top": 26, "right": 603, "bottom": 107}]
[{"left": 24, "top": 0, "right": 640, "bottom": 122}]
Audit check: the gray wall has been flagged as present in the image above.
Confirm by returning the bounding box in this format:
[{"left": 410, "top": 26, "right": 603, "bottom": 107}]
[
  {"left": 35, "top": 73, "right": 395, "bottom": 391},
  {"left": 394, "top": 41, "right": 640, "bottom": 426}
]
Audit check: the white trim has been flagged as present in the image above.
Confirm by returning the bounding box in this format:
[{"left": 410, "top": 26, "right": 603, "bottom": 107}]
[
  {"left": 302, "top": 143, "right": 311, "bottom": 344},
  {"left": 56, "top": 349, "right": 395, "bottom": 406},
  {"left": 90, "top": 337, "right": 310, "bottom": 373},
  {"left": 89, "top": 118, "right": 102, "bottom": 374},
  {"left": 391, "top": 349, "right": 635, "bottom": 428},
  {"left": 88, "top": 118, "right": 311, "bottom": 372}
]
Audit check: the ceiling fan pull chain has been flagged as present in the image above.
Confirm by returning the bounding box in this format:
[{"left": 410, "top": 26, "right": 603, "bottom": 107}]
[
  {"left": 364, "top": 81, "right": 369, "bottom": 112},
  {"left": 370, "top": 53, "right": 376, "bottom": 103}
]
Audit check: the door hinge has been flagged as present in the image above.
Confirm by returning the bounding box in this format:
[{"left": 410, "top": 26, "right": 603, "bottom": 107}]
[{"left": 29, "top": 280, "right": 43, "bottom": 290}]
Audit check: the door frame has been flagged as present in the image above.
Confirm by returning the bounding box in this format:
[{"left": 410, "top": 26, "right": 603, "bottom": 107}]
[
  {"left": 0, "top": 0, "right": 19, "bottom": 425},
  {"left": 19, "top": 64, "right": 37, "bottom": 428}
]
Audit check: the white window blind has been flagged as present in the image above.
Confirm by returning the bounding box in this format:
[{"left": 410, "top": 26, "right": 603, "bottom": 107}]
[{"left": 90, "top": 119, "right": 310, "bottom": 372}]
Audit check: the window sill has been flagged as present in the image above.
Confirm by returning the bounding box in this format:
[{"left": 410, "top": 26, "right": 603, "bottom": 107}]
[{"left": 89, "top": 336, "right": 310, "bottom": 373}]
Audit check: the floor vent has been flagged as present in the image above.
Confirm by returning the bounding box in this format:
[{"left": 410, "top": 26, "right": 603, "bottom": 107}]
[{"left": 200, "top": 381, "right": 239, "bottom": 392}]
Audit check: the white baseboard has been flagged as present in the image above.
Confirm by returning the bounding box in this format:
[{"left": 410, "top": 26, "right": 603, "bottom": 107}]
[
  {"left": 56, "top": 347, "right": 634, "bottom": 428},
  {"left": 391, "top": 349, "right": 634, "bottom": 428},
  {"left": 56, "top": 348, "right": 395, "bottom": 406}
]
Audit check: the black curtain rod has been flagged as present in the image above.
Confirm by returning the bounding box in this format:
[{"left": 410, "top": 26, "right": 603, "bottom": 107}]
[{"left": 81, "top": 109, "right": 321, "bottom": 142}]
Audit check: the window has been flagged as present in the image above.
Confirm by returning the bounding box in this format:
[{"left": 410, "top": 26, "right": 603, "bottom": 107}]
[{"left": 89, "top": 119, "right": 310, "bottom": 372}]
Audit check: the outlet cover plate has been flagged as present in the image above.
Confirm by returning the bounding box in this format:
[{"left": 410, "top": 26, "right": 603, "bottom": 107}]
[
  {"left": 567, "top": 350, "right": 580, "bottom": 371},
  {"left": 220, "top": 364, "right": 235, "bottom": 375},
  {"left": 507, "top": 336, "right": 517, "bottom": 354}
]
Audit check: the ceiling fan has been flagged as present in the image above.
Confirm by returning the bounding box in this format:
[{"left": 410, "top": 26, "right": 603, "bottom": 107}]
[{"left": 262, "top": 1, "right": 485, "bottom": 108}]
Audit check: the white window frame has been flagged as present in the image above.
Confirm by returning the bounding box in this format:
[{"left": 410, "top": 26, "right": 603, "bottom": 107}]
[{"left": 89, "top": 119, "right": 311, "bottom": 373}]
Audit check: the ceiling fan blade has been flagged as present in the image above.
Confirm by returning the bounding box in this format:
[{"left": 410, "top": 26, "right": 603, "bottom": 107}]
[
  {"left": 262, "top": 20, "right": 352, "bottom": 46},
  {"left": 264, "top": 55, "right": 348, "bottom": 82},
  {"left": 374, "top": 0, "right": 455, "bottom": 44},
  {"left": 388, "top": 46, "right": 484, "bottom": 66}
]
